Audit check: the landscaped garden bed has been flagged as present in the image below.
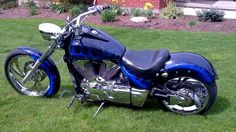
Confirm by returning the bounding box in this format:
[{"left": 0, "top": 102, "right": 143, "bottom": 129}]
[{"left": 1, "top": 6, "right": 236, "bottom": 33}]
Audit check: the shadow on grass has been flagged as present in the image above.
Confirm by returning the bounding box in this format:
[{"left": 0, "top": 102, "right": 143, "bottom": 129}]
[
  {"left": 58, "top": 85, "right": 230, "bottom": 115},
  {"left": 53, "top": 85, "right": 77, "bottom": 98},
  {"left": 59, "top": 85, "right": 163, "bottom": 109},
  {"left": 206, "top": 96, "right": 231, "bottom": 115}
]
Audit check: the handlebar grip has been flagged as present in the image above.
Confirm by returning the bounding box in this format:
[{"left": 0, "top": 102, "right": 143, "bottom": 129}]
[
  {"left": 102, "top": 5, "right": 111, "bottom": 10},
  {"left": 97, "top": 5, "right": 111, "bottom": 12}
]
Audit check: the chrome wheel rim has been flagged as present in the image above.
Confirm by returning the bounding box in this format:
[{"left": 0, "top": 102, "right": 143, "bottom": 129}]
[
  {"left": 162, "top": 77, "right": 209, "bottom": 114},
  {"left": 7, "top": 55, "right": 50, "bottom": 96}
]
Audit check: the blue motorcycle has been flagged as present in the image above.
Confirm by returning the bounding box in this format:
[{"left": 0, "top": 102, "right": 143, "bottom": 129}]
[{"left": 4, "top": 4, "right": 217, "bottom": 115}]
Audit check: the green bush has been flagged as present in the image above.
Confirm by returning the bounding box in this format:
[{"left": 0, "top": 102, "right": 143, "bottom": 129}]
[
  {"left": 58, "top": 0, "right": 90, "bottom": 11},
  {"left": 144, "top": 9, "right": 154, "bottom": 19},
  {"left": 49, "top": 3, "right": 87, "bottom": 14},
  {"left": 113, "top": 5, "right": 124, "bottom": 16},
  {"left": 101, "top": 9, "right": 117, "bottom": 22},
  {"left": 29, "top": 6, "right": 37, "bottom": 16},
  {"left": 69, "top": 5, "right": 81, "bottom": 17},
  {"left": 27, "top": 0, "right": 36, "bottom": 8},
  {"left": 69, "top": 4, "right": 87, "bottom": 17},
  {"left": 131, "top": 8, "right": 143, "bottom": 17},
  {"left": 188, "top": 20, "right": 197, "bottom": 27},
  {"left": 48, "top": 3, "right": 65, "bottom": 13},
  {"left": 69, "top": 7, "right": 80, "bottom": 17},
  {"left": 26, "top": 0, "right": 37, "bottom": 16},
  {"left": 0, "top": 0, "right": 15, "bottom": 5},
  {"left": 0, "top": 1, "right": 17, "bottom": 10},
  {"left": 59, "top": 0, "right": 92, "bottom": 5},
  {"left": 160, "top": 2, "right": 184, "bottom": 19},
  {"left": 196, "top": 8, "right": 225, "bottom": 22}
]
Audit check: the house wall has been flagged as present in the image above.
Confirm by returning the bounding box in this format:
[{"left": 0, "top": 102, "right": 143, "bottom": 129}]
[{"left": 96, "top": 0, "right": 167, "bottom": 9}]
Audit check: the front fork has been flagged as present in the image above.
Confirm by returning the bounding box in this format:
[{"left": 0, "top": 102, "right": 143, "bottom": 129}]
[{"left": 21, "top": 41, "right": 58, "bottom": 84}]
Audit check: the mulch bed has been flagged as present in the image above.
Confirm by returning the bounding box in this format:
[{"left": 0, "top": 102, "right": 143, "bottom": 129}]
[{"left": 1, "top": 7, "right": 236, "bottom": 33}]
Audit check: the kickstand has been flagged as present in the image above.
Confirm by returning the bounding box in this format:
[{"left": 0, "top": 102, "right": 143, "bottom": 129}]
[
  {"left": 60, "top": 90, "right": 74, "bottom": 98},
  {"left": 94, "top": 101, "right": 106, "bottom": 117}
]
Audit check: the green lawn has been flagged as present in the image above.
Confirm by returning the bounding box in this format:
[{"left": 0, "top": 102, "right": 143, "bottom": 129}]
[{"left": 0, "top": 19, "right": 236, "bottom": 131}]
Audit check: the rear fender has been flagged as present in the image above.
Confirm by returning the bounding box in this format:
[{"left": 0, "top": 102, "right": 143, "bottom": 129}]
[
  {"left": 164, "top": 52, "right": 217, "bottom": 84},
  {"left": 18, "top": 46, "right": 61, "bottom": 96}
]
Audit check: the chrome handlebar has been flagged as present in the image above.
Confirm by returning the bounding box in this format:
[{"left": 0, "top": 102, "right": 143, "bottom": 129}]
[
  {"left": 57, "top": 5, "right": 110, "bottom": 41},
  {"left": 74, "top": 5, "right": 110, "bottom": 27}
]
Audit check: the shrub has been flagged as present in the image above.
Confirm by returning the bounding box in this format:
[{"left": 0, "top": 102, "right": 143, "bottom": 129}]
[
  {"left": 59, "top": 0, "right": 92, "bottom": 5},
  {"left": 48, "top": 3, "right": 65, "bottom": 13},
  {"left": 110, "top": 0, "right": 126, "bottom": 16},
  {"left": 0, "top": 1, "right": 17, "bottom": 10},
  {"left": 69, "top": 6, "right": 80, "bottom": 17},
  {"left": 131, "top": 8, "right": 143, "bottom": 17},
  {"left": 196, "top": 8, "right": 225, "bottom": 22},
  {"left": 74, "top": 4, "right": 87, "bottom": 13},
  {"left": 101, "top": 9, "right": 117, "bottom": 22},
  {"left": 0, "top": 0, "right": 15, "bottom": 5},
  {"left": 160, "top": 2, "right": 184, "bottom": 19},
  {"left": 144, "top": 9, "right": 154, "bottom": 19},
  {"left": 26, "top": 1, "right": 37, "bottom": 16},
  {"left": 69, "top": 4, "right": 87, "bottom": 17},
  {"left": 113, "top": 5, "right": 124, "bottom": 16},
  {"left": 58, "top": 0, "right": 90, "bottom": 11},
  {"left": 0, "top": 0, "right": 12, "bottom": 5},
  {"left": 188, "top": 20, "right": 197, "bottom": 27},
  {"left": 69, "top": 5, "right": 80, "bottom": 17},
  {"left": 28, "top": 0, "right": 37, "bottom": 8},
  {"left": 29, "top": 6, "right": 37, "bottom": 16}
]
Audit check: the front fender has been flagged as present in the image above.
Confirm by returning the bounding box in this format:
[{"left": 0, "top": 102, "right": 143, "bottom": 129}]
[
  {"left": 18, "top": 46, "right": 61, "bottom": 96},
  {"left": 164, "top": 52, "right": 217, "bottom": 84}
]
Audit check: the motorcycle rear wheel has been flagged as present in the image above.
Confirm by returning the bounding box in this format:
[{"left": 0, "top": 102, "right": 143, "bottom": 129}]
[
  {"left": 4, "top": 49, "right": 60, "bottom": 97},
  {"left": 161, "top": 76, "right": 217, "bottom": 115}
]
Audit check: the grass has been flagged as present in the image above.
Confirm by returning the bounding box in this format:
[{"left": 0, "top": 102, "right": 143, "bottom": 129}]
[{"left": 0, "top": 19, "right": 236, "bottom": 131}]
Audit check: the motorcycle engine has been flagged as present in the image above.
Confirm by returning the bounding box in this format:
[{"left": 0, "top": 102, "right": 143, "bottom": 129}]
[
  {"left": 73, "top": 60, "right": 149, "bottom": 106},
  {"left": 81, "top": 76, "right": 131, "bottom": 104}
]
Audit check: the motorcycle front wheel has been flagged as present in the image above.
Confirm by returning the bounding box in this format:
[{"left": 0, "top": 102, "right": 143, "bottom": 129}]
[
  {"left": 161, "top": 76, "right": 217, "bottom": 115},
  {"left": 4, "top": 49, "right": 60, "bottom": 97}
]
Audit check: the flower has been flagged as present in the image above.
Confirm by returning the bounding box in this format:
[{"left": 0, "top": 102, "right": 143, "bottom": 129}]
[
  {"left": 112, "top": 0, "right": 119, "bottom": 5},
  {"left": 144, "top": 2, "right": 154, "bottom": 10}
]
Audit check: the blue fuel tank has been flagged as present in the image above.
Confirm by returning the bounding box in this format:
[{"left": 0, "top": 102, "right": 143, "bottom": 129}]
[{"left": 69, "top": 25, "right": 126, "bottom": 60}]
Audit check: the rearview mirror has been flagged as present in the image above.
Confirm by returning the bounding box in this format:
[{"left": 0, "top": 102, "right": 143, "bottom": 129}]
[{"left": 93, "top": 0, "right": 97, "bottom": 5}]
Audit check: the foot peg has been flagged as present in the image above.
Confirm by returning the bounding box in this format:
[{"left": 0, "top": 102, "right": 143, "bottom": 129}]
[
  {"left": 94, "top": 101, "right": 106, "bottom": 116},
  {"left": 60, "top": 90, "right": 74, "bottom": 98},
  {"left": 67, "top": 95, "right": 76, "bottom": 108},
  {"left": 67, "top": 94, "right": 86, "bottom": 109}
]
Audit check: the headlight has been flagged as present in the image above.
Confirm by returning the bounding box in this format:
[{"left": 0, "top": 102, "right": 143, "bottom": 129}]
[{"left": 39, "top": 23, "right": 61, "bottom": 41}]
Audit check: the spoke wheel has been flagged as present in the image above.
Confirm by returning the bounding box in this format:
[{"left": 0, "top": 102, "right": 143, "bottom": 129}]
[
  {"left": 5, "top": 54, "right": 50, "bottom": 96},
  {"left": 162, "top": 77, "right": 214, "bottom": 115}
]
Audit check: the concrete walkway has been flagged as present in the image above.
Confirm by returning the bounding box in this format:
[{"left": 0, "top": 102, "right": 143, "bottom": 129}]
[
  {"left": 182, "top": 7, "right": 236, "bottom": 19},
  {"left": 176, "top": 0, "right": 236, "bottom": 19},
  {"left": 176, "top": 0, "right": 236, "bottom": 10}
]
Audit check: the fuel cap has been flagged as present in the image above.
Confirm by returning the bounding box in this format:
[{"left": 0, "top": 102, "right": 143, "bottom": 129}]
[{"left": 91, "top": 30, "right": 98, "bottom": 35}]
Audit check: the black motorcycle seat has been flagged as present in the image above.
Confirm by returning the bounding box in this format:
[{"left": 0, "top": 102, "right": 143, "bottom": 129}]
[{"left": 122, "top": 49, "right": 170, "bottom": 78}]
